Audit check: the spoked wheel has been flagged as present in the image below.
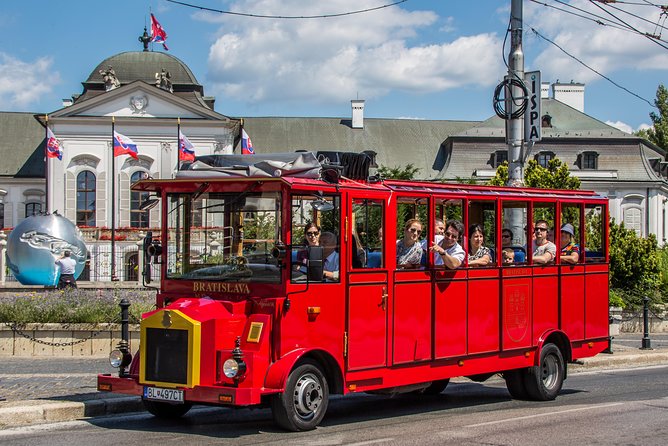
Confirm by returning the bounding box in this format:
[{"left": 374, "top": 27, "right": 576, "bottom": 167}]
[
  {"left": 523, "top": 343, "right": 565, "bottom": 401},
  {"left": 271, "top": 360, "right": 329, "bottom": 431},
  {"left": 143, "top": 400, "right": 193, "bottom": 419}
]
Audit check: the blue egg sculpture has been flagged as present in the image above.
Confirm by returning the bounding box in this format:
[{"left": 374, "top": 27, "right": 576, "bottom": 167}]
[{"left": 6, "top": 214, "right": 88, "bottom": 286}]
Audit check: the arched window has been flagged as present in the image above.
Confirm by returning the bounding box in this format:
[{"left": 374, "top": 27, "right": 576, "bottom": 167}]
[
  {"left": 130, "top": 171, "right": 149, "bottom": 228},
  {"left": 0, "top": 202, "right": 4, "bottom": 228},
  {"left": 76, "top": 171, "right": 96, "bottom": 226},
  {"left": 25, "top": 202, "right": 42, "bottom": 217}
]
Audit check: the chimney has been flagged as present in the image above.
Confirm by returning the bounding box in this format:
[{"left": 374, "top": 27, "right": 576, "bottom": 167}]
[
  {"left": 541, "top": 82, "right": 550, "bottom": 99},
  {"left": 351, "top": 99, "right": 365, "bottom": 129},
  {"left": 552, "top": 81, "right": 585, "bottom": 112}
]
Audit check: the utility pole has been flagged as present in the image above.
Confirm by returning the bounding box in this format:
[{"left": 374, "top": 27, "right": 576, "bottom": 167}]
[{"left": 507, "top": 0, "right": 525, "bottom": 187}]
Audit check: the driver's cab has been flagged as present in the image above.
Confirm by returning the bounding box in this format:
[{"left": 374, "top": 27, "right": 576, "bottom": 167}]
[{"left": 290, "top": 193, "right": 341, "bottom": 283}]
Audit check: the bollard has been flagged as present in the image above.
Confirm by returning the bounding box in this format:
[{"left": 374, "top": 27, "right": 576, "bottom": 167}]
[
  {"left": 118, "top": 297, "right": 132, "bottom": 376},
  {"left": 641, "top": 295, "right": 652, "bottom": 350}
]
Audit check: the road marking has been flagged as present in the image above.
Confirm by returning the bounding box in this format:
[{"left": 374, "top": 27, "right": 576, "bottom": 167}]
[
  {"left": 464, "top": 402, "right": 623, "bottom": 428},
  {"left": 345, "top": 440, "right": 394, "bottom": 446}
]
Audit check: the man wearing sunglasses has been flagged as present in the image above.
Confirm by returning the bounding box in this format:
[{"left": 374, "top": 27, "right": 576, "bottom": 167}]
[
  {"left": 430, "top": 219, "right": 465, "bottom": 269},
  {"left": 532, "top": 219, "right": 556, "bottom": 265}
]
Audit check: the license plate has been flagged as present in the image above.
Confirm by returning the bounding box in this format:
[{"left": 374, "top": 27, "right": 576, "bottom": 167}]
[{"left": 144, "top": 386, "right": 184, "bottom": 403}]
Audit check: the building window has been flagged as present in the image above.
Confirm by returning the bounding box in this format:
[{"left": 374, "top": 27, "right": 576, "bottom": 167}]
[
  {"left": 582, "top": 151, "right": 598, "bottom": 170},
  {"left": 25, "top": 202, "right": 42, "bottom": 217},
  {"left": 494, "top": 150, "right": 508, "bottom": 167},
  {"left": 541, "top": 114, "right": 552, "bottom": 128},
  {"left": 130, "top": 171, "right": 150, "bottom": 228},
  {"left": 76, "top": 170, "right": 96, "bottom": 226},
  {"left": 535, "top": 151, "right": 555, "bottom": 168},
  {"left": 0, "top": 203, "right": 4, "bottom": 228}
]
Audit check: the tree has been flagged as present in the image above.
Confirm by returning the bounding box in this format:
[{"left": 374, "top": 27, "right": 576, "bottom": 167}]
[
  {"left": 488, "top": 158, "right": 581, "bottom": 190},
  {"left": 635, "top": 84, "right": 668, "bottom": 151},
  {"left": 377, "top": 163, "right": 419, "bottom": 180}
]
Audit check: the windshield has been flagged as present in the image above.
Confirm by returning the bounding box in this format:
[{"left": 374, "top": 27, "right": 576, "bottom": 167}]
[{"left": 166, "top": 190, "right": 282, "bottom": 283}]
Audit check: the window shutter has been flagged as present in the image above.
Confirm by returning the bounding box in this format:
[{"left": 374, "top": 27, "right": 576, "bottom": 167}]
[
  {"left": 97, "top": 172, "right": 107, "bottom": 227},
  {"left": 119, "top": 171, "right": 130, "bottom": 227},
  {"left": 65, "top": 171, "right": 76, "bottom": 222}
]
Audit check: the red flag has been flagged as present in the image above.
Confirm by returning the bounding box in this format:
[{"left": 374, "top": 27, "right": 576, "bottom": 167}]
[
  {"left": 179, "top": 131, "right": 196, "bottom": 162},
  {"left": 150, "top": 14, "right": 169, "bottom": 51}
]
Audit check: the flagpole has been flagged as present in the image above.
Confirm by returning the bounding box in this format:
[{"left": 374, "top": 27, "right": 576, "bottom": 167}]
[
  {"left": 111, "top": 117, "right": 117, "bottom": 281},
  {"left": 177, "top": 117, "right": 181, "bottom": 171},
  {"left": 44, "top": 115, "right": 50, "bottom": 214}
]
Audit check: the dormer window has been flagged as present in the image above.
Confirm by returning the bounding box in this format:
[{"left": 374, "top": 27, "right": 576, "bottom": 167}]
[
  {"left": 541, "top": 114, "right": 552, "bottom": 128},
  {"left": 493, "top": 150, "right": 508, "bottom": 168},
  {"left": 582, "top": 151, "right": 598, "bottom": 170},
  {"left": 535, "top": 151, "right": 555, "bottom": 168}
]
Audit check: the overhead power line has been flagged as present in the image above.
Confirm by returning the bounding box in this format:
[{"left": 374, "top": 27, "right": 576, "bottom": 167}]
[
  {"left": 529, "top": 26, "right": 656, "bottom": 108},
  {"left": 165, "top": 0, "right": 408, "bottom": 19}
]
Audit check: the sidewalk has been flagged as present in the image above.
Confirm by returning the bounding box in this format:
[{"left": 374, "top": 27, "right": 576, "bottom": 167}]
[{"left": 1, "top": 333, "right": 667, "bottom": 429}]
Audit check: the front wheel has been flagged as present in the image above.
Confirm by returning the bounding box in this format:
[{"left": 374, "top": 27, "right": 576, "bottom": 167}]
[
  {"left": 523, "top": 343, "right": 565, "bottom": 401},
  {"left": 143, "top": 400, "right": 193, "bottom": 419},
  {"left": 271, "top": 360, "right": 329, "bottom": 431}
]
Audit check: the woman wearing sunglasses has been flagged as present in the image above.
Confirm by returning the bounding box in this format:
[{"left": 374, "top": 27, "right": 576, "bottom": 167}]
[
  {"left": 296, "top": 222, "right": 321, "bottom": 273},
  {"left": 396, "top": 219, "right": 424, "bottom": 268}
]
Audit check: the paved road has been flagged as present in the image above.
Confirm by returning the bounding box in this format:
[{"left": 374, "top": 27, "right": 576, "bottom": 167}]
[
  {"left": 0, "top": 332, "right": 667, "bottom": 429},
  {"left": 1, "top": 364, "right": 668, "bottom": 445}
]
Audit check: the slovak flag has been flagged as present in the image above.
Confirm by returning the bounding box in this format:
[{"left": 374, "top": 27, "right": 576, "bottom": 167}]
[
  {"left": 179, "top": 131, "right": 196, "bottom": 162},
  {"left": 113, "top": 131, "right": 139, "bottom": 159},
  {"left": 150, "top": 14, "right": 169, "bottom": 51},
  {"left": 46, "top": 127, "right": 63, "bottom": 160},
  {"left": 241, "top": 128, "right": 255, "bottom": 155}
]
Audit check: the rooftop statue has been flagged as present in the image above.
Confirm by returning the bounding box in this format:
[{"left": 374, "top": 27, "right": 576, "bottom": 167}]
[
  {"left": 99, "top": 66, "right": 121, "bottom": 91},
  {"left": 155, "top": 68, "right": 173, "bottom": 93}
]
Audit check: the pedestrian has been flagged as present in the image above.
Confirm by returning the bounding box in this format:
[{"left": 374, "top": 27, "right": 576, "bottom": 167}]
[{"left": 55, "top": 250, "right": 77, "bottom": 289}]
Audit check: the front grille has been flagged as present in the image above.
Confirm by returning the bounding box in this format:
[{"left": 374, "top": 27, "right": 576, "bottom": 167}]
[{"left": 145, "top": 328, "right": 189, "bottom": 385}]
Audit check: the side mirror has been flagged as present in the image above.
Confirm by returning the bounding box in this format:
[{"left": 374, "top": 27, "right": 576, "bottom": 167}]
[
  {"left": 147, "top": 240, "right": 163, "bottom": 264},
  {"left": 307, "top": 246, "right": 324, "bottom": 282},
  {"left": 272, "top": 242, "right": 287, "bottom": 261},
  {"left": 142, "top": 231, "right": 153, "bottom": 284}
]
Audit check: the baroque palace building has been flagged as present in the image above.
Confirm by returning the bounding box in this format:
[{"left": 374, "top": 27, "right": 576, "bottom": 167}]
[{"left": 1, "top": 40, "right": 667, "bottom": 282}]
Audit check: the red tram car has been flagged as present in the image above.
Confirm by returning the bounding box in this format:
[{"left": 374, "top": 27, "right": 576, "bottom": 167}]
[{"left": 98, "top": 152, "right": 610, "bottom": 431}]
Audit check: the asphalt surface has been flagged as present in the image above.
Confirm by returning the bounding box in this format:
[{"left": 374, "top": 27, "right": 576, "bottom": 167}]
[{"left": 1, "top": 332, "right": 667, "bottom": 429}]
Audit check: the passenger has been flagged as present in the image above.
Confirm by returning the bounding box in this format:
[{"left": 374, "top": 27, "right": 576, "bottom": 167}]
[
  {"left": 320, "top": 231, "right": 340, "bottom": 281},
  {"left": 532, "top": 219, "right": 556, "bottom": 265},
  {"left": 430, "top": 219, "right": 465, "bottom": 269},
  {"left": 296, "top": 222, "right": 320, "bottom": 273},
  {"left": 502, "top": 228, "right": 513, "bottom": 247},
  {"left": 396, "top": 219, "right": 425, "bottom": 268},
  {"left": 559, "top": 223, "right": 580, "bottom": 264},
  {"left": 502, "top": 247, "right": 515, "bottom": 265},
  {"left": 467, "top": 224, "right": 492, "bottom": 267},
  {"left": 421, "top": 218, "right": 445, "bottom": 250}
]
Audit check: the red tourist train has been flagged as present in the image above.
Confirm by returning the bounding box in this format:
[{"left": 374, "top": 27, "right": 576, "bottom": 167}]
[{"left": 97, "top": 152, "right": 610, "bottom": 431}]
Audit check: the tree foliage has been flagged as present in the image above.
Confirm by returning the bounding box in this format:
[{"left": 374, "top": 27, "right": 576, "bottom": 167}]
[
  {"left": 608, "top": 221, "right": 661, "bottom": 308},
  {"left": 377, "top": 163, "right": 419, "bottom": 180},
  {"left": 635, "top": 84, "right": 668, "bottom": 151},
  {"left": 488, "top": 158, "right": 580, "bottom": 190}
]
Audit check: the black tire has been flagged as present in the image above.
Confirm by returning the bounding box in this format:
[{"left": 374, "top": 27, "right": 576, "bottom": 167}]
[
  {"left": 420, "top": 379, "right": 450, "bottom": 395},
  {"left": 143, "top": 399, "right": 193, "bottom": 419},
  {"left": 504, "top": 369, "right": 530, "bottom": 400},
  {"left": 523, "top": 343, "right": 565, "bottom": 401},
  {"left": 271, "top": 360, "right": 329, "bottom": 431}
]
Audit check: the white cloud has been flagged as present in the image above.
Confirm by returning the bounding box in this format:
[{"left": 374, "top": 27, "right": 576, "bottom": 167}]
[
  {"left": 0, "top": 53, "right": 60, "bottom": 109},
  {"left": 638, "top": 123, "right": 652, "bottom": 132},
  {"left": 204, "top": 0, "right": 505, "bottom": 106},
  {"left": 605, "top": 120, "right": 632, "bottom": 134},
  {"left": 526, "top": 1, "right": 668, "bottom": 84}
]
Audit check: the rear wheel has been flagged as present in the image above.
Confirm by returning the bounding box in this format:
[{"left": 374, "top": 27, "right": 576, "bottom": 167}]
[
  {"left": 504, "top": 369, "right": 530, "bottom": 400},
  {"left": 523, "top": 343, "right": 565, "bottom": 401},
  {"left": 143, "top": 400, "right": 193, "bottom": 419},
  {"left": 420, "top": 379, "right": 450, "bottom": 395},
  {"left": 271, "top": 360, "right": 329, "bottom": 431}
]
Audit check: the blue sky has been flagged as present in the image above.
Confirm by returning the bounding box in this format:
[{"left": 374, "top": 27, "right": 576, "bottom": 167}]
[{"left": 1, "top": 0, "right": 667, "bottom": 132}]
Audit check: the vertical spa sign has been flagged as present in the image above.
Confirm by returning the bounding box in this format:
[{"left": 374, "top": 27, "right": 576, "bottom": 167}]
[{"left": 524, "top": 71, "right": 542, "bottom": 143}]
